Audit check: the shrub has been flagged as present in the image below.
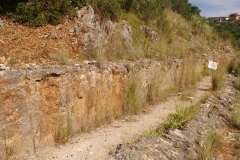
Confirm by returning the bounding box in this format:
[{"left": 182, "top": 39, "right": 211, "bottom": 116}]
[
  {"left": 88, "top": 0, "right": 122, "bottom": 22},
  {"left": 156, "top": 104, "right": 199, "bottom": 135},
  {"left": 14, "top": 0, "right": 73, "bottom": 26}
]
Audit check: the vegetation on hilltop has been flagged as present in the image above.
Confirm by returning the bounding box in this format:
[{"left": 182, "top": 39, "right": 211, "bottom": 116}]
[
  {"left": 0, "top": 0, "right": 200, "bottom": 26},
  {"left": 0, "top": 0, "right": 239, "bottom": 66},
  {"left": 209, "top": 19, "right": 240, "bottom": 49}
]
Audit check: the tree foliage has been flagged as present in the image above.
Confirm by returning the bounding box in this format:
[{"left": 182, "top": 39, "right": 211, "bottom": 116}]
[
  {"left": 0, "top": 0, "right": 201, "bottom": 26},
  {"left": 168, "top": 0, "right": 201, "bottom": 20},
  {"left": 210, "top": 20, "right": 240, "bottom": 49}
]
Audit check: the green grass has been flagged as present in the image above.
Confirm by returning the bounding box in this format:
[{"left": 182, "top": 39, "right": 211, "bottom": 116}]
[
  {"left": 123, "top": 73, "right": 144, "bottom": 114},
  {"left": 212, "top": 63, "right": 227, "bottom": 91},
  {"left": 147, "top": 68, "right": 165, "bottom": 104},
  {"left": 198, "top": 132, "right": 222, "bottom": 160},
  {"left": 154, "top": 104, "right": 199, "bottom": 136}
]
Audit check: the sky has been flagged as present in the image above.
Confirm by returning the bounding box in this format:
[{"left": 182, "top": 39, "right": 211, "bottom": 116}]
[{"left": 188, "top": 0, "right": 240, "bottom": 18}]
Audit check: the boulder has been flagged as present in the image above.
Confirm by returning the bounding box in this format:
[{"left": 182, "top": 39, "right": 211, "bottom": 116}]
[
  {"left": 75, "top": 6, "right": 102, "bottom": 52},
  {"left": 140, "top": 26, "right": 159, "bottom": 42},
  {"left": 121, "top": 21, "right": 133, "bottom": 48}
]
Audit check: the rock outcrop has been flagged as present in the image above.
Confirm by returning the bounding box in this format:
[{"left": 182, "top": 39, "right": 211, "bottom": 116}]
[
  {"left": 108, "top": 75, "right": 238, "bottom": 160},
  {"left": 69, "top": 6, "right": 133, "bottom": 54},
  {"left": 0, "top": 57, "right": 210, "bottom": 159}
]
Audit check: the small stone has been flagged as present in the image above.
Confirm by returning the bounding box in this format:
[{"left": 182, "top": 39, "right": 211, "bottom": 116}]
[
  {"left": 51, "top": 32, "right": 58, "bottom": 39},
  {"left": 69, "top": 28, "right": 74, "bottom": 33},
  {"left": 74, "top": 64, "right": 80, "bottom": 67},
  {"left": 56, "top": 24, "right": 63, "bottom": 30},
  {"left": 0, "top": 21, "right": 4, "bottom": 27},
  {"left": 0, "top": 39, "right": 5, "bottom": 45},
  {"left": 19, "top": 62, "right": 26, "bottom": 66},
  {"left": 74, "top": 26, "right": 80, "bottom": 36},
  {"left": 0, "top": 56, "right": 5, "bottom": 63},
  {"left": 0, "top": 64, "right": 9, "bottom": 70}
]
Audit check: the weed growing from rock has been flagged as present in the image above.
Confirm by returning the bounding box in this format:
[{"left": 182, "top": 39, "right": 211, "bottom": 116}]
[
  {"left": 147, "top": 67, "right": 165, "bottom": 104},
  {"left": 4, "top": 132, "right": 14, "bottom": 160},
  {"left": 198, "top": 132, "right": 222, "bottom": 160},
  {"left": 56, "top": 48, "right": 69, "bottom": 65},
  {"left": 54, "top": 116, "right": 73, "bottom": 144},
  {"left": 123, "top": 72, "right": 144, "bottom": 115}
]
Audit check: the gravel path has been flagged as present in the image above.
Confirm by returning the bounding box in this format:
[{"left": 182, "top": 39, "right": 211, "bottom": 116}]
[{"left": 23, "top": 76, "right": 212, "bottom": 160}]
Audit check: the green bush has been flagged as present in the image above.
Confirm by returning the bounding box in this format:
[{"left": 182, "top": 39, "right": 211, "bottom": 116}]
[
  {"left": 156, "top": 104, "right": 199, "bottom": 135},
  {"left": 89, "top": 0, "right": 122, "bottom": 22},
  {"left": 14, "top": 0, "right": 73, "bottom": 26},
  {"left": 1, "top": 0, "right": 201, "bottom": 27}
]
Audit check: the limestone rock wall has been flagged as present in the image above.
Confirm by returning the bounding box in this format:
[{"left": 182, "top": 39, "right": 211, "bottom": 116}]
[{"left": 0, "top": 58, "right": 210, "bottom": 158}]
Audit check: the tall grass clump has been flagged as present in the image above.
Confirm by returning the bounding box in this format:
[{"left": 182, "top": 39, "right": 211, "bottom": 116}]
[
  {"left": 4, "top": 132, "right": 14, "bottom": 160},
  {"left": 123, "top": 73, "right": 144, "bottom": 114},
  {"left": 198, "top": 132, "right": 222, "bottom": 160},
  {"left": 235, "top": 76, "right": 240, "bottom": 90},
  {"left": 212, "top": 62, "right": 227, "bottom": 91},
  {"left": 54, "top": 116, "right": 73, "bottom": 144},
  {"left": 178, "top": 60, "right": 201, "bottom": 91},
  {"left": 56, "top": 48, "right": 69, "bottom": 65},
  {"left": 147, "top": 68, "right": 165, "bottom": 104},
  {"left": 156, "top": 104, "right": 199, "bottom": 135},
  {"left": 229, "top": 97, "right": 240, "bottom": 129}
]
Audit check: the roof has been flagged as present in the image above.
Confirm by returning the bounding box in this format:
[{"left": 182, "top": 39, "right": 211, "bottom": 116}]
[{"left": 229, "top": 13, "right": 239, "bottom": 16}]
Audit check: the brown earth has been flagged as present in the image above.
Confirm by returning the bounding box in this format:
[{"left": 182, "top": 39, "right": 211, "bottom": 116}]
[{"left": 0, "top": 17, "right": 81, "bottom": 66}]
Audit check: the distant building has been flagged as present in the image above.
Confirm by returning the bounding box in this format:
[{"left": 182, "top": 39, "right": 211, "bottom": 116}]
[{"left": 229, "top": 13, "right": 240, "bottom": 20}]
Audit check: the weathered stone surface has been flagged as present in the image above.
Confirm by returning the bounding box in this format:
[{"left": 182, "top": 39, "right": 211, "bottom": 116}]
[
  {"left": 0, "top": 56, "right": 229, "bottom": 158},
  {"left": 121, "top": 21, "right": 133, "bottom": 48},
  {"left": 75, "top": 5, "right": 102, "bottom": 52},
  {"left": 0, "top": 20, "right": 4, "bottom": 27},
  {"left": 51, "top": 32, "right": 58, "bottom": 39},
  {"left": 140, "top": 26, "right": 159, "bottom": 42},
  {"left": 73, "top": 6, "right": 134, "bottom": 54}
]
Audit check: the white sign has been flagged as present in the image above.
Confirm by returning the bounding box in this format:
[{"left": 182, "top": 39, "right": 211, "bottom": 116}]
[{"left": 208, "top": 61, "right": 218, "bottom": 70}]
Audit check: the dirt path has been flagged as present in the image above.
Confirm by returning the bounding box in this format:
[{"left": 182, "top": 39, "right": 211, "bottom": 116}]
[{"left": 25, "top": 76, "right": 212, "bottom": 160}]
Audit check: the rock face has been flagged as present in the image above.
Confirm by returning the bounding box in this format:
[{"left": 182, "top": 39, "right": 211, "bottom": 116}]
[
  {"left": 70, "top": 6, "right": 133, "bottom": 54},
  {"left": 140, "top": 26, "right": 159, "bottom": 42},
  {"left": 75, "top": 6, "right": 102, "bottom": 51},
  {"left": 108, "top": 75, "right": 238, "bottom": 160},
  {"left": 0, "top": 57, "right": 210, "bottom": 158}
]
